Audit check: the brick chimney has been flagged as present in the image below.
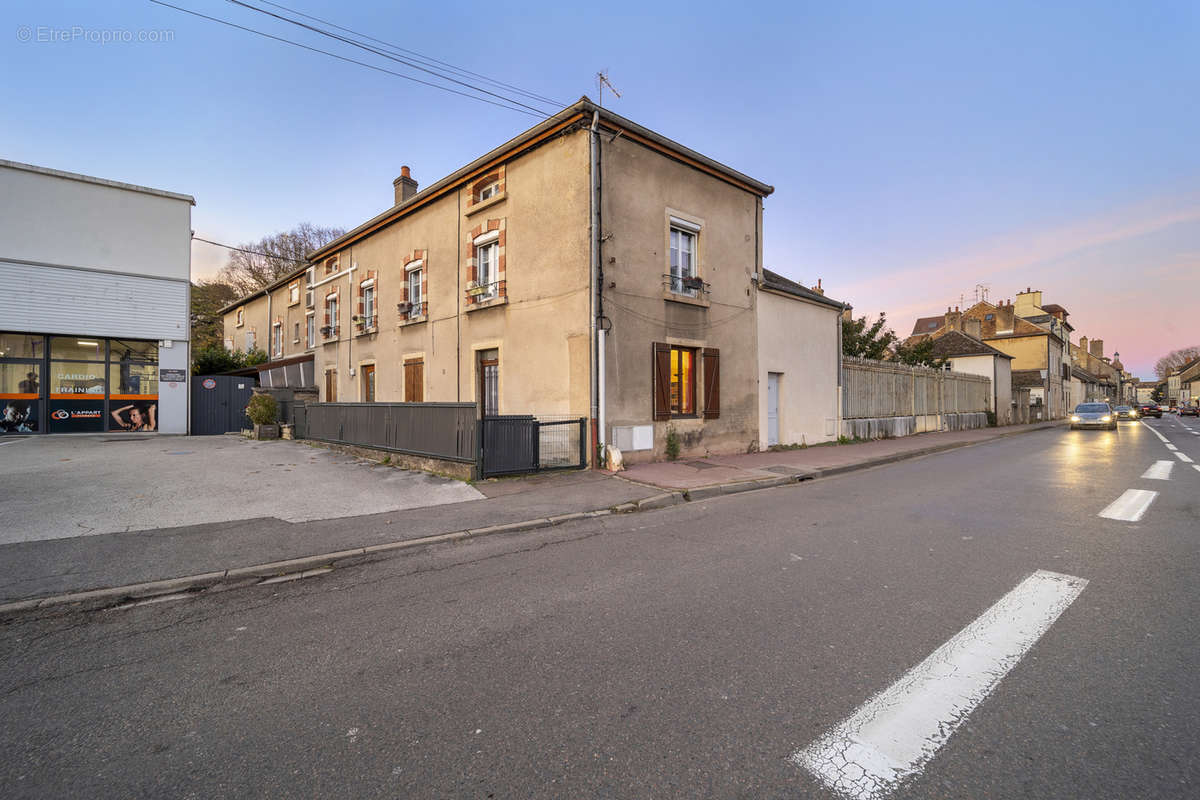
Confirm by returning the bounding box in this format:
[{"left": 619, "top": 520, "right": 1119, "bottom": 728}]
[
  {"left": 393, "top": 165, "right": 418, "bottom": 205},
  {"left": 944, "top": 306, "right": 962, "bottom": 331},
  {"left": 963, "top": 317, "right": 982, "bottom": 340},
  {"left": 1078, "top": 336, "right": 1088, "bottom": 358},
  {"left": 995, "top": 299, "right": 1015, "bottom": 333},
  {"left": 1089, "top": 338, "right": 1104, "bottom": 359},
  {"left": 810, "top": 278, "right": 825, "bottom": 296}
]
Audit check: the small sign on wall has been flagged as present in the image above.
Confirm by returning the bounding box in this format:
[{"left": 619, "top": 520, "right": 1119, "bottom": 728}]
[{"left": 160, "top": 368, "right": 187, "bottom": 382}]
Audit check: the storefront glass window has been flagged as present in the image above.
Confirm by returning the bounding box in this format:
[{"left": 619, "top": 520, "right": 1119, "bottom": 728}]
[
  {"left": 49, "top": 362, "right": 106, "bottom": 396},
  {"left": 1, "top": 363, "right": 41, "bottom": 433},
  {"left": 110, "top": 340, "right": 158, "bottom": 363},
  {"left": 109, "top": 363, "right": 158, "bottom": 398},
  {"left": 0, "top": 333, "right": 45, "bottom": 359},
  {"left": 50, "top": 337, "right": 104, "bottom": 361}
]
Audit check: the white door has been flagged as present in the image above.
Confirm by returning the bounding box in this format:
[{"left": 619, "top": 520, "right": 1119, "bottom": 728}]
[{"left": 767, "top": 372, "right": 781, "bottom": 446}]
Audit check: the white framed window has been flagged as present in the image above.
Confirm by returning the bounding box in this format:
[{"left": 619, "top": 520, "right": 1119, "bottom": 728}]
[
  {"left": 668, "top": 218, "right": 699, "bottom": 296},
  {"left": 324, "top": 294, "right": 338, "bottom": 337},
  {"left": 306, "top": 312, "right": 315, "bottom": 348},
  {"left": 406, "top": 259, "right": 423, "bottom": 318},
  {"left": 271, "top": 322, "right": 282, "bottom": 356},
  {"left": 245, "top": 330, "right": 256, "bottom": 351},
  {"left": 362, "top": 281, "right": 376, "bottom": 326},
  {"left": 236, "top": 308, "right": 244, "bottom": 327},
  {"left": 293, "top": 321, "right": 300, "bottom": 343},
  {"left": 474, "top": 231, "right": 499, "bottom": 300},
  {"left": 478, "top": 180, "right": 500, "bottom": 201},
  {"left": 289, "top": 283, "right": 300, "bottom": 305}
]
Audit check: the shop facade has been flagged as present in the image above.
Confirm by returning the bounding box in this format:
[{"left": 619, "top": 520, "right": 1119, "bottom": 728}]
[{"left": 0, "top": 160, "right": 193, "bottom": 435}]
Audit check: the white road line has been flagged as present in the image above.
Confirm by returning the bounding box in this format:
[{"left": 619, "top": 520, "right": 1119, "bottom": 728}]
[
  {"left": 1142, "top": 421, "right": 1169, "bottom": 442},
  {"left": 1141, "top": 461, "right": 1174, "bottom": 480},
  {"left": 791, "top": 570, "right": 1087, "bottom": 800},
  {"left": 1098, "top": 489, "right": 1159, "bottom": 521},
  {"left": 1194, "top": 465, "right": 1200, "bottom": 474},
  {"left": 1165, "top": 444, "right": 1177, "bottom": 450},
  {"left": 1176, "top": 452, "right": 1195, "bottom": 463}
]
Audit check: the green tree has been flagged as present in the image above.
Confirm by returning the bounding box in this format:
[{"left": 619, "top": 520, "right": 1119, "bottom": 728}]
[
  {"left": 190, "top": 278, "right": 239, "bottom": 351},
  {"left": 894, "top": 337, "right": 946, "bottom": 368},
  {"left": 1151, "top": 384, "right": 1166, "bottom": 404},
  {"left": 191, "top": 345, "right": 268, "bottom": 375},
  {"left": 842, "top": 313, "right": 897, "bottom": 360}
]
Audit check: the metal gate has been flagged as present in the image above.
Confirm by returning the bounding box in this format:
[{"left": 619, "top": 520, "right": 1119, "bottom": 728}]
[
  {"left": 479, "top": 415, "right": 587, "bottom": 477},
  {"left": 191, "top": 375, "right": 255, "bottom": 435}
]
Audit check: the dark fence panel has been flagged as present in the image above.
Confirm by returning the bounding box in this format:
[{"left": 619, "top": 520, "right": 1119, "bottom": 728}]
[
  {"left": 302, "top": 402, "right": 477, "bottom": 463},
  {"left": 480, "top": 415, "right": 587, "bottom": 477}
]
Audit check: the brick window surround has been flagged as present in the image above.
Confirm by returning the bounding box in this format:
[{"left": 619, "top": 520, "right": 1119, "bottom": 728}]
[
  {"left": 355, "top": 270, "right": 378, "bottom": 332},
  {"left": 466, "top": 219, "right": 506, "bottom": 307},
  {"left": 466, "top": 165, "right": 505, "bottom": 209},
  {"left": 400, "top": 250, "right": 428, "bottom": 321}
]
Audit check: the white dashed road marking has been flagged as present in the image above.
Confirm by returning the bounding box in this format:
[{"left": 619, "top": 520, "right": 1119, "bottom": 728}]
[
  {"left": 1165, "top": 444, "right": 1177, "bottom": 450},
  {"left": 1176, "top": 452, "right": 1194, "bottom": 463},
  {"left": 1141, "top": 461, "right": 1174, "bottom": 481},
  {"left": 792, "top": 570, "right": 1088, "bottom": 800},
  {"left": 1142, "top": 421, "right": 1169, "bottom": 442},
  {"left": 1098, "top": 489, "right": 1158, "bottom": 522}
]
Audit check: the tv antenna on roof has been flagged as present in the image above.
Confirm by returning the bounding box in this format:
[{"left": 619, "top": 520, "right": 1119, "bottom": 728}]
[
  {"left": 596, "top": 70, "right": 621, "bottom": 107},
  {"left": 974, "top": 283, "right": 991, "bottom": 304}
]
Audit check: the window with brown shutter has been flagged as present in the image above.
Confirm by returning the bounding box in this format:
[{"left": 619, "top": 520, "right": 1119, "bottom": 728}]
[
  {"left": 404, "top": 358, "right": 424, "bottom": 403},
  {"left": 653, "top": 342, "right": 671, "bottom": 420},
  {"left": 702, "top": 348, "right": 720, "bottom": 419}
]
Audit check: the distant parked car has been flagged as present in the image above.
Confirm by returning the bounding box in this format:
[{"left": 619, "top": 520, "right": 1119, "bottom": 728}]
[
  {"left": 1139, "top": 403, "right": 1162, "bottom": 418},
  {"left": 1071, "top": 402, "right": 1117, "bottom": 431},
  {"left": 1114, "top": 405, "right": 1137, "bottom": 420},
  {"left": 1181, "top": 405, "right": 1199, "bottom": 417}
]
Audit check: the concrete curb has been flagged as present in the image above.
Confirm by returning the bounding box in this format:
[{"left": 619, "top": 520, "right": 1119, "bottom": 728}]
[{"left": 0, "top": 422, "right": 1063, "bottom": 619}]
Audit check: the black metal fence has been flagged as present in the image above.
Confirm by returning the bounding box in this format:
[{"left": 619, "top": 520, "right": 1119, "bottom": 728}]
[
  {"left": 479, "top": 415, "right": 587, "bottom": 477},
  {"left": 299, "top": 402, "right": 477, "bottom": 463}
]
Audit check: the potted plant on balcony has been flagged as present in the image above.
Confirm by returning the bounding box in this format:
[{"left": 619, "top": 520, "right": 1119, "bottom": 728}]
[
  {"left": 466, "top": 280, "right": 488, "bottom": 297},
  {"left": 681, "top": 275, "right": 705, "bottom": 291},
  {"left": 246, "top": 393, "right": 280, "bottom": 440}
]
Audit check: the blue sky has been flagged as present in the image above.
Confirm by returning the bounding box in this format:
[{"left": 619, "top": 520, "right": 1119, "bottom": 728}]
[{"left": 3, "top": 0, "right": 1197, "bottom": 377}]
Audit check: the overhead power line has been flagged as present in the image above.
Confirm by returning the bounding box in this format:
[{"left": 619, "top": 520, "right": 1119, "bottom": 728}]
[
  {"left": 251, "top": 0, "right": 564, "bottom": 108},
  {"left": 192, "top": 235, "right": 309, "bottom": 264},
  {"left": 147, "top": 1, "right": 550, "bottom": 118},
  {"left": 225, "top": 0, "right": 555, "bottom": 117}
]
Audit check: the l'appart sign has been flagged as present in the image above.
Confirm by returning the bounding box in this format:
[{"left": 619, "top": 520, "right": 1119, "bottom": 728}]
[{"left": 48, "top": 399, "right": 104, "bottom": 432}]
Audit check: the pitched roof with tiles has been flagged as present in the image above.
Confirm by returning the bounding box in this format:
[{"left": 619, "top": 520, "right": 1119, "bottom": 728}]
[
  {"left": 759, "top": 269, "right": 846, "bottom": 310},
  {"left": 910, "top": 315, "right": 944, "bottom": 336},
  {"left": 925, "top": 330, "right": 1013, "bottom": 359},
  {"left": 1011, "top": 369, "right": 1046, "bottom": 388}
]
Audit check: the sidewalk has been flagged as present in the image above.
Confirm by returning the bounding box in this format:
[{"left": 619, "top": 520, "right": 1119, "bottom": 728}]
[
  {"left": 619, "top": 420, "right": 1064, "bottom": 491},
  {"left": 0, "top": 421, "right": 1062, "bottom": 614},
  {"left": 0, "top": 470, "right": 658, "bottom": 607}
]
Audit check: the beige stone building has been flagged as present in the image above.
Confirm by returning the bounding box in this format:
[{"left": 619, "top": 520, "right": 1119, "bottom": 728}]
[{"left": 222, "top": 98, "right": 849, "bottom": 463}]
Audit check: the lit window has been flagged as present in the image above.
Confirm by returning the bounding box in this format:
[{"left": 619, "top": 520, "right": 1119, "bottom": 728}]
[{"left": 670, "top": 347, "right": 694, "bottom": 414}]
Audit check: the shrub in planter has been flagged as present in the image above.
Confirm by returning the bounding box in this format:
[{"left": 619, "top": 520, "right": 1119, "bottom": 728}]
[{"left": 246, "top": 394, "right": 278, "bottom": 425}]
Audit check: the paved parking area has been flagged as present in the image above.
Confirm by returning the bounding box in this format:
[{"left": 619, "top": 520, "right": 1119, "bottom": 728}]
[{"left": 0, "top": 434, "right": 483, "bottom": 544}]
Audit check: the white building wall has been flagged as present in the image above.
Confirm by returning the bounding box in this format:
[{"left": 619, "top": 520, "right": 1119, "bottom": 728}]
[
  {"left": 0, "top": 160, "right": 192, "bottom": 281},
  {"left": 756, "top": 289, "right": 840, "bottom": 448}
]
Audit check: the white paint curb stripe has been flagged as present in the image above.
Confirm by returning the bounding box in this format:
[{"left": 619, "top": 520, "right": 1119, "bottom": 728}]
[
  {"left": 792, "top": 570, "right": 1087, "bottom": 800},
  {"left": 1175, "top": 452, "right": 1194, "bottom": 463},
  {"left": 1098, "top": 489, "right": 1158, "bottom": 522},
  {"left": 1141, "top": 461, "right": 1174, "bottom": 481}
]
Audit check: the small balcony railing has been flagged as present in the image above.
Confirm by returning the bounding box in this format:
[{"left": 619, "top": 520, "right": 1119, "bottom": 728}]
[{"left": 663, "top": 273, "right": 709, "bottom": 297}]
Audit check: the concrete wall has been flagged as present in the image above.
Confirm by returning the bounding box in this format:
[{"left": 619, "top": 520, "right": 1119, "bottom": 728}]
[
  {"left": 756, "top": 289, "right": 839, "bottom": 448},
  {"left": 599, "top": 132, "right": 763, "bottom": 462},
  {"left": 0, "top": 161, "right": 192, "bottom": 282},
  {"left": 944, "top": 353, "right": 1012, "bottom": 424}
]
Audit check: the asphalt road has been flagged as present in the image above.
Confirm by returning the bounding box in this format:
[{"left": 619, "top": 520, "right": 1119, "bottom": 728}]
[{"left": 1, "top": 420, "right": 1197, "bottom": 799}]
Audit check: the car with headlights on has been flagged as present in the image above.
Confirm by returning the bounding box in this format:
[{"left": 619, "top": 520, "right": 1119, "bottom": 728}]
[
  {"left": 1114, "top": 405, "right": 1138, "bottom": 420},
  {"left": 1139, "top": 403, "right": 1162, "bottom": 418},
  {"left": 1070, "top": 402, "right": 1117, "bottom": 430}
]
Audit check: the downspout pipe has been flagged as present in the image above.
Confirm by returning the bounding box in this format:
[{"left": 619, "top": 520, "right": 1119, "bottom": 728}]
[{"left": 590, "top": 109, "right": 604, "bottom": 463}]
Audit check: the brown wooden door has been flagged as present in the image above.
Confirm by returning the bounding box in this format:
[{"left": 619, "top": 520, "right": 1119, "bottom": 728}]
[
  {"left": 325, "top": 370, "right": 337, "bottom": 402},
  {"left": 362, "top": 364, "right": 376, "bottom": 402},
  {"left": 404, "top": 359, "right": 424, "bottom": 402},
  {"left": 477, "top": 349, "right": 498, "bottom": 416}
]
